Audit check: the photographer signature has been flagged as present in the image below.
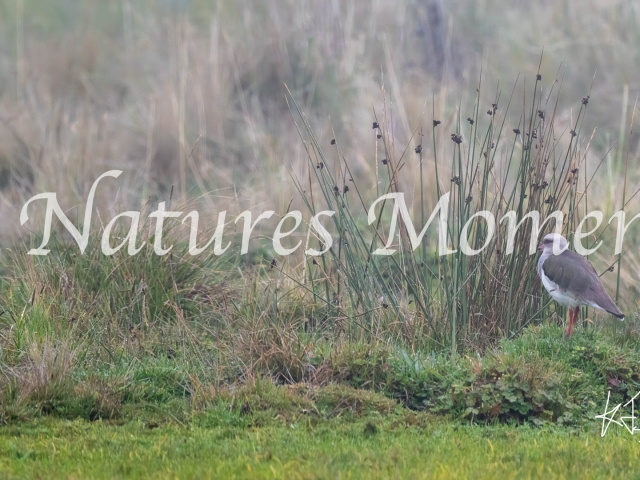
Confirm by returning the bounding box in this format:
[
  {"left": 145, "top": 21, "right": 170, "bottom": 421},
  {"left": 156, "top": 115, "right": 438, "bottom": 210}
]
[{"left": 595, "top": 390, "right": 640, "bottom": 437}]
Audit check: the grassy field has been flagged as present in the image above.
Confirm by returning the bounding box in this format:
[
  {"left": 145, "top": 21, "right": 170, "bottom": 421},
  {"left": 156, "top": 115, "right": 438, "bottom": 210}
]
[
  {"left": 1, "top": 325, "right": 640, "bottom": 478},
  {"left": 1, "top": 416, "right": 639, "bottom": 479},
  {"left": 2, "top": 1, "right": 640, "bottom": 478}
]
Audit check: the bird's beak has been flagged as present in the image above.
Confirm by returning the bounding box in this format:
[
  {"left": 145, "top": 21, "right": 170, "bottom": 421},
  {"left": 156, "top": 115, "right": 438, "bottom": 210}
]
[{"left": 538, "top": 244, "right": 544, "bottom": 250}]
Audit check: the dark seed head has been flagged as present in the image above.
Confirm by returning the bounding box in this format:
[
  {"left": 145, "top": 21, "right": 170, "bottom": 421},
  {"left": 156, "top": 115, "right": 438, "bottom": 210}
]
[
  {"left": 467, "top": 117, "right": 474, "bottom": 125},
  {"left": 333, "top": 186, "right": 340, "bottom": 195},
  {"left": 536, "top": 74, "right": 542, "bottom": 81},
  {"left": 415, "top": 144, "right": 423, "bottom": 154},
  {"left": 538, "top": 110, "right": 545, "bottom": 120},
  {"left": 343, "top": 186, "right": 349, "bottom": 194},
  {"left": 381, "top": 158, "right": 388, "bottom": 165},
  {"left": 316, "top": 162, "right": 324, "bottom": 169},
  {"left": 331, "top": 139, "right": 336, "bottom": 145},
  {"left": 433, "top": 120, "right": 441, "bottom": 127},
  {"left": 582, "top": 95, "right": 590, "bottom": 105},
  {"left": 377, "top": 133, "right": 382, "bottom": 139},
  {"left": 270, "top": 259, "right": 277, "bottom": 269},
  {"left": 513, "top": 128, "right": 521, "bottom": 135},
  {"left": 372, "top": 122, "right": 379, "bottom": 129},
  {"left": 608, "top": 265, "right": 615, "bottom": 272}
]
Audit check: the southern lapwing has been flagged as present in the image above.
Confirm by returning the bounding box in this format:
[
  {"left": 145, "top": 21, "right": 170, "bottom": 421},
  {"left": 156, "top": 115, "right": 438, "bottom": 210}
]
[{"left": 537, "top": 233, "right": 624, "bottom": 336}]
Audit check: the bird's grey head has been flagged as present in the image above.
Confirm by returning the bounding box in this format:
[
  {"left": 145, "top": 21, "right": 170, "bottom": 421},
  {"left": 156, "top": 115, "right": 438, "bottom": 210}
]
[{"left": 539, "top": 233, "right": 568, "bottom": 255}]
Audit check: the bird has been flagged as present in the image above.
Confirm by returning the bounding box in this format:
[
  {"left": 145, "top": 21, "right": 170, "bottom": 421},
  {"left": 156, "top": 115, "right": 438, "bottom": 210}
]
[{"left": 537, "top": 233, "right": 624, "bottom": 336}]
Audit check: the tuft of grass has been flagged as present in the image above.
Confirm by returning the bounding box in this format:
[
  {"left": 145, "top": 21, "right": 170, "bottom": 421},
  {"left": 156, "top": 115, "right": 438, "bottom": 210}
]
[{"left": 284, "top": 67, "right": 608, "bottom": 351}]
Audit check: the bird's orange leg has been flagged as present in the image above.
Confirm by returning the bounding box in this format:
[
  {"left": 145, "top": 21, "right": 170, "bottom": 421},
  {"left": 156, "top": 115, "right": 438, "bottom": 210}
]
[{"left": 567, "top": 307, "right": 578, "bottom": 337}]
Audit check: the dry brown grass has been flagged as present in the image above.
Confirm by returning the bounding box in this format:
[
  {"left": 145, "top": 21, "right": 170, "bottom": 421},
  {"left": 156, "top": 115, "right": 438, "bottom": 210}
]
[
  {"left": 1, "top": 337, "right": 76, "bottom": 412},
  {"left": 0, "top": 1, "right": 636, "bottom": 227}
]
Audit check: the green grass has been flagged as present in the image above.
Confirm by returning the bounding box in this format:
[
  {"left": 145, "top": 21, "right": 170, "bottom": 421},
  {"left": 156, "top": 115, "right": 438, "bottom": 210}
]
[{"left": 1, "top": 416, "right": 638, "bottom": 479}]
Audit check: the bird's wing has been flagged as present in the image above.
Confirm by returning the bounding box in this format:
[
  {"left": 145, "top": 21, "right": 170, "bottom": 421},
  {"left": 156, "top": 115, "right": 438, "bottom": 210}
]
[
  {"left": 541, "top": 249, "right": 598, "bottom": 296},
  {"left": 542, "top": 250, "right": 623, "bottom": 317}
]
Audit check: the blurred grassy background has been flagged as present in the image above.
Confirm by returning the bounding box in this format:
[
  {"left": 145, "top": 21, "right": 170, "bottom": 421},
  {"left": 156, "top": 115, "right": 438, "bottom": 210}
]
[{"left": 1, "top": 0, "right": 639, "bottom": 211}]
